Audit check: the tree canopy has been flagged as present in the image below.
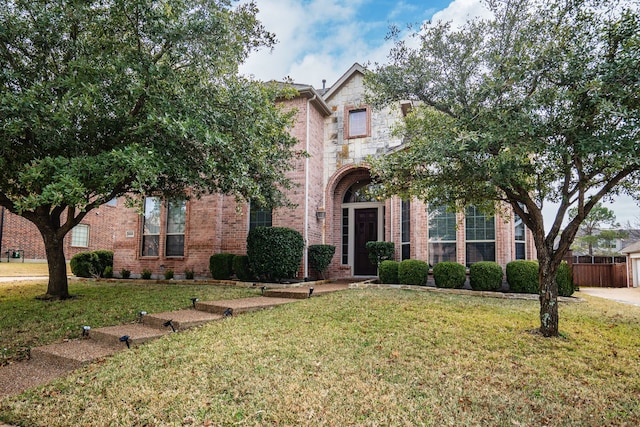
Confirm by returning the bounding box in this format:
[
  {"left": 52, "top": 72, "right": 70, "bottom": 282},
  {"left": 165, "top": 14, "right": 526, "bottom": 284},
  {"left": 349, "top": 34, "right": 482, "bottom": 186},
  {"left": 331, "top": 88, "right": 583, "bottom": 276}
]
[
  {"left": 366, "top": 0, "right": 640, "bottom": 336},
  {"left": 0, "top": 0, "right": 301, "bottom": 299}
]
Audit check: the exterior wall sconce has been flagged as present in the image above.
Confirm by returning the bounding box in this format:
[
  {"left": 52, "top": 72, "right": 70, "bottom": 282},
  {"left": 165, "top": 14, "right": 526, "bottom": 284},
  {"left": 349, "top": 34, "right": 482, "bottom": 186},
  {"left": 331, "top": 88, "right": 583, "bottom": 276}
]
[{"left": 316, "top": 208, "right": 326, "bottom": 220}]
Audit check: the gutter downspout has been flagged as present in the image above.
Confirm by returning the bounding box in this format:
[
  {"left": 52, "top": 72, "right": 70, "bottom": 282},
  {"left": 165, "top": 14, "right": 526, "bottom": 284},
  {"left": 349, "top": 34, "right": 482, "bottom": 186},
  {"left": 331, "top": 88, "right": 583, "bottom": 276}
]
[{"left": 304, "top": 94, "right": 317, "bottom": 279}]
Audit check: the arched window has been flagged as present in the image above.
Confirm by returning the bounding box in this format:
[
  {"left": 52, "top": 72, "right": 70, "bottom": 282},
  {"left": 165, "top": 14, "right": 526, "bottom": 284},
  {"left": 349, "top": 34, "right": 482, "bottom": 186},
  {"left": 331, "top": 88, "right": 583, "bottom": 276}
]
[{"left": 343, "top": 181, "right": 379, "bottom": 203}]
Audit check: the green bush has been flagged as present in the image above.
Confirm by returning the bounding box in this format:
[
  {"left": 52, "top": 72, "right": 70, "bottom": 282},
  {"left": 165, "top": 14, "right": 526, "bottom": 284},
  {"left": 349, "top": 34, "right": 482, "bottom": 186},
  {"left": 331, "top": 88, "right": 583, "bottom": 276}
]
[
  {"left": 432, "top": 262, "right": 466, "bottom": 289},
  {"left": 184, "top": 269, "right": 195, "bottom": 280},
  {"left": 308, "top": 244, "right": 336, "bottom": 279},
  {"left": 379, "top": 260, "right": 399, "bottom": 284},
  {"left": 103, "top": 266, "right": 113, "bottom": 278},
  {"left": 506, "top": 260, "right": 539, "bottom": 294},
  {"left": 398, "top": 259, "right": 429, "bottom": 286},
  {"left": 469, "top": 262, "right": 503, "bottom": 291},
  {"left": 120, "top": 268, "right": 131, "bottom": 279},
  {"left": 141, "top": 269, "right": 152, "bottom": 280},
  {"left": 365, "top": 241, "right": 395, "bottom": 269},
  {"left": 247, "top": 227, "right": 304, "bottom": 281},
  {"left": 164, "top": 269, "right": 174, "bottom": 280},
  {"left": 558, "top": 261, "right": 575, "bottom": 297},
  {"left": 233, "top": 255, "right": 253, "bottom": 282},
  {"left": 93, "top": 250, "right": 114, "bottom": 277},
  {"left": 70, "top": 251, "right": 99, "bottom": 278},
  {"left": 209, "top": 253, "right": 235, "bottom": 280}
]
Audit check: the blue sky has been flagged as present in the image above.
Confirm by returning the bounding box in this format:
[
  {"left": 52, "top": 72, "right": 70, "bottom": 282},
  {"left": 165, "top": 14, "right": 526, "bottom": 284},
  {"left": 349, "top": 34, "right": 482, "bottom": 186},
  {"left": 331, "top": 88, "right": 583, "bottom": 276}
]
[{"left": 239, "top": 0, "right": 639, "bottom": 229}]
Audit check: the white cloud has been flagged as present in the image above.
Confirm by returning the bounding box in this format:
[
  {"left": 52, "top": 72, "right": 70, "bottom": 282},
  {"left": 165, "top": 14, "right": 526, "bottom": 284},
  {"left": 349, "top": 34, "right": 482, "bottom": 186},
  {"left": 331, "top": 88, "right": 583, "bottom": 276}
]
[{"left": 431, "top": 0, "right": 491, "bottom": 27}]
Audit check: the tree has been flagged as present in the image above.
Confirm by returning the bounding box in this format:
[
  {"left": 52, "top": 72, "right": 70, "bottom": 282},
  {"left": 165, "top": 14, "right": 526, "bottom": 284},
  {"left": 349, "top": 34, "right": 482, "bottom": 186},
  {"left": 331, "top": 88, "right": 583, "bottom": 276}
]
[
  {"left": 0, "top": 0, "right": 301, "bottom": 299},
  {"left": 568, "top": 203, "right": 626, "bottom": 255},
  {"left": 366, "top": 0, "right": 640, "bottom": 337}
]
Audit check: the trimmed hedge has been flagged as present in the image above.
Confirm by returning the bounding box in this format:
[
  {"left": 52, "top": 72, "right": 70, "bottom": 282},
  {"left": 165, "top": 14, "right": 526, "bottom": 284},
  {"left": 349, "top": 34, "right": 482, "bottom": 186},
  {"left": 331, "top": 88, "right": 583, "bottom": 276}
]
[
  {"left": 365, "top": 241, "right": 395, "bottom": 269},
  {"left": 210, "top": 253, "right": 235, "bottom": 280},
  {"left": 247, "top": 227, "right": 304, "bottom": 281},
  {"left": 308, "top": 244, "right": 335, "bottom": 279},
  {"left": 379, "top": 260, "right": 399, "bottom": 284},
  {"left": 558, "top": 261, "right": 575, "bottom": 297},
  {"left": 469, "top": 261, "right": 503, "bottom": 291},
  {"left": 398, "top": 259, "right": 429, "bottom": 286},
  {"left": 70, "top": 250, "right": 113, "bottom": 278},
  {"left": 233, "top": 255, "right": 253, "bottom": 282},
  {"left": 506, "top": 260, "right": 539, "bottom": 294},
  {"left": 432, "top": 262, "right": 466, "bottom": 289}
]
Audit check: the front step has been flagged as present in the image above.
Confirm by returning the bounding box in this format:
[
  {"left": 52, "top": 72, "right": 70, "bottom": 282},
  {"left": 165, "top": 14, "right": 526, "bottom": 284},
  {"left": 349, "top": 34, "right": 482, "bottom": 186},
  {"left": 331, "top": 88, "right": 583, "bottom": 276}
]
[
  {"left": 142, "top": 309, "right": 224, "bottom": 331},
  {"left": 89, "top": 324, "right": 171, "bottom": 348},
  {"left": 196, "top": 296, "right": 297, "bottom": 316},
  {"left": 264, "top": 283, "right": 349, "bottom": 299},
  {"left": 30, "top": 339, "right": 118, "bottom": 369}
]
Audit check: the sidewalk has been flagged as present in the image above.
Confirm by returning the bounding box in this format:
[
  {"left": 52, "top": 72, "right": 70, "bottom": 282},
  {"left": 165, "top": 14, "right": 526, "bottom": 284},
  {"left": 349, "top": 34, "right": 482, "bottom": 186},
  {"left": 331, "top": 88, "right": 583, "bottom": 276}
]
[{"left": 578, "top": 287, "right": 640, "bottom": 307}]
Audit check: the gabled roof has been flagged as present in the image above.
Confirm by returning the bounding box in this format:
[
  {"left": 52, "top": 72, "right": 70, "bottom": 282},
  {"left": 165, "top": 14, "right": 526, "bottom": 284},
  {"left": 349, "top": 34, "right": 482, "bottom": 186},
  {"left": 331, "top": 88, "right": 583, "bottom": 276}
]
[
  {"left": 322, "top": 63, "right": 366, "bottom": 101},
  {"left": 621, "top": 241, "right": 640, "bottom": 254}
]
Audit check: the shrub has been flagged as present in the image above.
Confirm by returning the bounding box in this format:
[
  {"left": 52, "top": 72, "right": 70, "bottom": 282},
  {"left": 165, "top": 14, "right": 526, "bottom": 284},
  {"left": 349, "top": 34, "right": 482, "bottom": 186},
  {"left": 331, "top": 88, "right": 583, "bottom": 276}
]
[
  {"left": 308, "top": 245, "right": 335, "bottom": 279},
  {"left": 103, "top": 266, "right": 113, "bottom": 278},
  {"left": 432, "top": 262, "right": 466, "bottom": 289},
  {"left": 247, "top": 227, "right": 304, "bottom": 281},
  {"left": 469, "top": 262, "right": 503, "bottom": 291},
  {"left": 70, "top": 251, "right": 99, "bottom": 278},
  {"left": 557, "top": 261, "right": 575, "bottom": 297},
  {"left": 365, "top": 241, "right": 395, "bottom": 270},
  {"left": 398, "top": 259, "right": 429, "bottom": 286},
  {"left": 120, "top": 268, "right": 131, "bottom": 279},
  {"left": 184, "top": 269, "right": 195, "bottom": 280},
  {"left": 164, "top": 269, "right": 174, "bottom": 280},
  {"left": 141, "top": 269, "right": 152, "bottom": 280},
  {"left": 233, "top": 255, "right": 253, "bottom": 282},
  {"left": 93, "top": 250, "right": 114, "bottom": 277},
  {"left": 379, "top": 260, "right": 399, "bottom": 284},
  {"left": 506, "top": 260, "right": 539, "bottom": 294},
  {"left": 209, "top": 253, "right": 235, "bottom": 280}
]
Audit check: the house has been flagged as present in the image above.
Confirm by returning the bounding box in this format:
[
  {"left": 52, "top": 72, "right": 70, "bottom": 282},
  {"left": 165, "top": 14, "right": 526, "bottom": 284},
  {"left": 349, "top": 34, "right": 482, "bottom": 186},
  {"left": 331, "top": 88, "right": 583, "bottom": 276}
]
[
  {"left": 621, "top": 242, "right": 640, "bottom": 287},
  {"left": 110, "top": 64, "right": 536, "bottom": 279}
]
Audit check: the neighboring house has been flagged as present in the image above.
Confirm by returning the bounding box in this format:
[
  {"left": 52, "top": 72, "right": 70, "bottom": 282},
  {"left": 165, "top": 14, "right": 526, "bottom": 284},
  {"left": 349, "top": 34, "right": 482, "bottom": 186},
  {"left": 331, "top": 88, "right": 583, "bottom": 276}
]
[
  {"left": 621, "top": 241, "right": 640, "bottom": 288},
  {"left": 571, "top": 228, "right": 640, "bottom": 256},
  {"left": 110, "top": 64, "right": 536, "bottom": 279},
  {"left": 0, "top": 201, "right": 119, "bottom": 263}
]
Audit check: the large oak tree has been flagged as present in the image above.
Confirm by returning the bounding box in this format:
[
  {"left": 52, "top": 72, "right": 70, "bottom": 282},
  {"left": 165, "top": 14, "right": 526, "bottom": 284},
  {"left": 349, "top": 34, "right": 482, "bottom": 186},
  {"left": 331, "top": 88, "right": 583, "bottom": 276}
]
[
  {"left": 0, "top": 0, "right": 300, "bottom": 299},
  {"left": 367, "top": 0, "right": 640, "bottom": 336}
]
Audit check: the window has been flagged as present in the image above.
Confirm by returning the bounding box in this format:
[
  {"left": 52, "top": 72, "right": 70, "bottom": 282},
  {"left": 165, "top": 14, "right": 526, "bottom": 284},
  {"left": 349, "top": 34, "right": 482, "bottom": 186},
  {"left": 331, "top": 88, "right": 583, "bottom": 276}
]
[
  {"left": 141, "top": 197, "right": 161, "bottom": 256},
  {"left": 465, "top": 205, "right": 496, "bottom": 266},
  {"left": 428, "top": 205, "right": 457, "bottom": 266},
  {"left": 515, "top": 212, "right": 526, "bottom": 260},
  {"left": 71, "top": 224, "right": 89, "bottom": 247},
  {"left": 345, "top": 106, "right": 370, "bottom": 138},
  {"left": 401, "top": 199, "right": 411, "bottom": 260},
  {"left": 249, "top": 203, "right": 272, "bottom": 230},
  {"left": 166, "top": 200, "right": 186, "bottom": 256},
  {"left": 342, "top": 208, "right": 349, "bottom": 264}
]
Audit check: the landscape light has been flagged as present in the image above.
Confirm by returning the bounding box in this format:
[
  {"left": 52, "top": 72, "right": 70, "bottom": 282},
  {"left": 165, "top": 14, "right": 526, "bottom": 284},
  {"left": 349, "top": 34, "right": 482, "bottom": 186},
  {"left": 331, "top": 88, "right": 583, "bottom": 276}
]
[
  {"left": 163, "top": 320, "right": 176, "bottom": 332},
  {"left": 82, "top": 325, "right": 91, "bottom": 337},
  {"left": 119, "top": 335, "right": 131, "bottom": 348},
  {"left": 309, "top": 287, "right": 314, "bottom": 298},
  {"left": 223, "top": 308, "right": 232, "bottom": 317},
  {"left": 261, "top": 286, "right": 266, "bottom": 295},
  {"left": 191, "top": 298, "right": 199, "bottom": 308},
  {"left": 138, "top": 311, "right": 147, "bottom": 319}
]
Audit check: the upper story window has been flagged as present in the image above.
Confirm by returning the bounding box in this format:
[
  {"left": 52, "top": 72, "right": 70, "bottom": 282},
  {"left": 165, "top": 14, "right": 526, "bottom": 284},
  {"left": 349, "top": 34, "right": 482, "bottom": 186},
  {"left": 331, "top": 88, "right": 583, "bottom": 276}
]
[
  {"left": 250, "top": 203, "right": 272, "bottom": 230},
  {"left": 141, "top": 197, "right": 161, "bottom": 257},
  {"left": 428, "top": 205, "right": 457, "bottom": 266},
  {"left": 71, "top": 224, "right": 90, "bottom": 247},
  {"left": 345, "top": 105, "right": 370, "bottom": 138},
  {"left": 465, "top": 205, "right": 496, "bottom": 266}
]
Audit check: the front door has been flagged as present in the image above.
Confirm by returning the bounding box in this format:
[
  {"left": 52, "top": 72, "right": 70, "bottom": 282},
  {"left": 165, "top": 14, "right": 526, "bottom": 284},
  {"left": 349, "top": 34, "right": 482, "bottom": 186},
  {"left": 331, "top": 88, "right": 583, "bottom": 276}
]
[{"left": 354, "top": 208, "right": 378, "bottom": 275}]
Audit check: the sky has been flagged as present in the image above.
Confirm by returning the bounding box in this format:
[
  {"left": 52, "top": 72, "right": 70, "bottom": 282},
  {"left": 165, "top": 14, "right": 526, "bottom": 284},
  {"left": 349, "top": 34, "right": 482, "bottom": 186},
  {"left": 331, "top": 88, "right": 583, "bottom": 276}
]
[{"left": 238, "top": 0, "right": 639, "bottom": 230}]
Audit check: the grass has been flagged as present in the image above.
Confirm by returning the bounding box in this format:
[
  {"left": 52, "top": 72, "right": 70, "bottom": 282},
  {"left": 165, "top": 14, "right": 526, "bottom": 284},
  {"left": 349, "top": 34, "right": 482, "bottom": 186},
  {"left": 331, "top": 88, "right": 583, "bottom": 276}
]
[
  {"left": 0, "top": 261, "right": 66, "bottom": 277},
  {"left": 0, "top": 279, "right": 260, "bottom": 366},
  {"left": 1, "top": 285, "right": 640, "bottom": 426}
]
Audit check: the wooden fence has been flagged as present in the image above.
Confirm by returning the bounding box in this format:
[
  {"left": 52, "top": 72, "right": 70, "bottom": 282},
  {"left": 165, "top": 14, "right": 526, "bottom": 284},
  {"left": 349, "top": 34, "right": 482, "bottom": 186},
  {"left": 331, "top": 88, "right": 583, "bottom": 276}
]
[{"left": 571, "top": 263, "right": 628, "bottom": 288}]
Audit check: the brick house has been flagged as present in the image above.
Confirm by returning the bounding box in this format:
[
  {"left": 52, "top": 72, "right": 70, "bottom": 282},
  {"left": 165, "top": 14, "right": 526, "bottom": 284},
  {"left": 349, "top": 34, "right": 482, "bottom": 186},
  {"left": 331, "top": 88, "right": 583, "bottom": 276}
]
[{"left": 109, "top": 64, "right": 536, "bottom": 279}]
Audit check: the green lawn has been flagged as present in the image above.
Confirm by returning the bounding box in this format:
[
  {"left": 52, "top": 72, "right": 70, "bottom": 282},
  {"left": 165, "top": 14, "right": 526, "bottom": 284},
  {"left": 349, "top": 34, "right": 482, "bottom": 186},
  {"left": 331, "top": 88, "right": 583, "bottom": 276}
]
[{"left": 1, "top": 284, "right": 640, "bottom": 426}]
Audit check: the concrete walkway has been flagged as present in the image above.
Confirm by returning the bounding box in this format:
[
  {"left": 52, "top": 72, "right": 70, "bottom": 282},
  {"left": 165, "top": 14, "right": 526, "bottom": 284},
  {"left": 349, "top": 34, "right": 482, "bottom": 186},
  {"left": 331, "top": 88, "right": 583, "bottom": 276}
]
[{"left": 578, "top": 287, "right": 640, "bottom": 307}]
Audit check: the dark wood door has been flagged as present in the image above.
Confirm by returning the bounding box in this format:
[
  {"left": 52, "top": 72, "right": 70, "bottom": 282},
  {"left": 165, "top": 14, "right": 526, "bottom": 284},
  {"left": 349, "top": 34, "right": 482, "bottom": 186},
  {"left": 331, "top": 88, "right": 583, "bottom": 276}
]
[{"left": 354, "top": 208, "right": 378, "bottom": 275}]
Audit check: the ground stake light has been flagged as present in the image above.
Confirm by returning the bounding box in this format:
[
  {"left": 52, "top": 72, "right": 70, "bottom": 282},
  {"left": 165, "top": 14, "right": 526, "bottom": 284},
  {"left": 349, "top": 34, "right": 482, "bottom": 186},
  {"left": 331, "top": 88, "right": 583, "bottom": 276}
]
[
  {"left": 82, "top": 325, "right": 91, "bottom": 337},
  {"left": 191, "top": 298, "right": 199, "bottom": 308},
  {"left": 261, "top": 286, "right": 266, "bottom": 295},
  {"left": 309, "top": 287, "right": 314, "bottom": 298},
  {"left": 119, "top": 335, "right": 131, "bottom": 349},
  {"left": 163, "top": 320, "right": 176, "bottom": 332},
  {"left": 138, "top": 311, "right": 147, "bottom": 321},
  {"left": 223, "top": 308, "right": 232, "bottom": 317}
]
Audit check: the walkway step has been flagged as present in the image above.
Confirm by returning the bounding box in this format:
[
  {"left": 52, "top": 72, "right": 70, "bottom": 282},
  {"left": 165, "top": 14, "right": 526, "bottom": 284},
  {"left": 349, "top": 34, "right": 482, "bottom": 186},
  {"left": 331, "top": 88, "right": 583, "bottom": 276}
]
[
  {"left": 264, "top": 283, "right": 349, "bottom": 299},
  {"left": 195, "top": 296, "right": 297, "bottom": 315},
  {"left": 30, "top": 339, "right": 118, "bottom": 369},
  {"left": 89, "top": 324, "right": 171, "bottom": 348},
  {"left": 142, "top": 309, "right": 224, "bottom": 331}
]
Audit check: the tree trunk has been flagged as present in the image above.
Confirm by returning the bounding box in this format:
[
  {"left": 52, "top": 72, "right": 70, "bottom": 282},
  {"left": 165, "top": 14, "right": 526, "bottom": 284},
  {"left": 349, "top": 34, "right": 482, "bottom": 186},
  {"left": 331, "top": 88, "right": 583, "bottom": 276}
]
[
  {"left": 41, "top": 228, "right": 70, "bottom": 300},
  {"left": 538, "top": 255, "right": 559, "bottom": 337}
]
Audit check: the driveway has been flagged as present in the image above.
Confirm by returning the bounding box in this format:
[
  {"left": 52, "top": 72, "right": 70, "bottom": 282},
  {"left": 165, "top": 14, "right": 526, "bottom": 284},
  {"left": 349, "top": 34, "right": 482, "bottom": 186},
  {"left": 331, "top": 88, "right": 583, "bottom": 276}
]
[{"left": 578, "top": 287, "right": 640, "bottom": 307}]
